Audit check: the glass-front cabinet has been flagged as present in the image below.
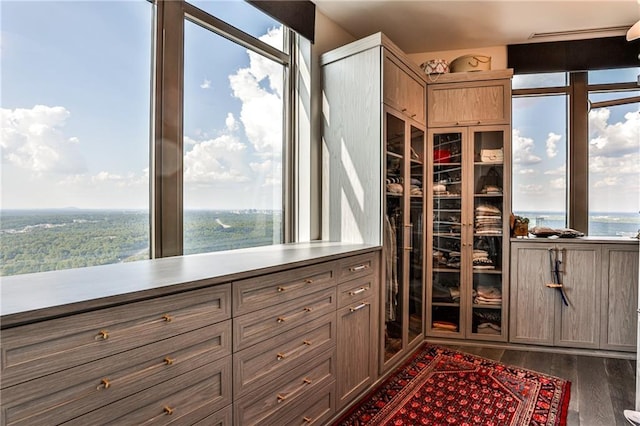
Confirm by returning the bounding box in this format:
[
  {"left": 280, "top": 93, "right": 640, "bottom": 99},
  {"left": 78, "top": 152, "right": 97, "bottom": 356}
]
[
  {"left": 383, "top": 110, "right": 426, "bottom": 367},
  {"left": 427, "top": 125, "right": 510, "bottom": 341}
]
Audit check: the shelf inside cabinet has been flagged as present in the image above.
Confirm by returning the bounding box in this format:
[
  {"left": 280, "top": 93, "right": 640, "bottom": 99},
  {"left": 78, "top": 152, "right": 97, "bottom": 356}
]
[
  {"left": 474, "top": 161, "right": 503, "bottom": 166},
  {"left": 472, "top": 269, "right": 502, "bottom": 274},
  {"left": 472, "top": 304, "right": 502, "bottom": 310},
  {"left": 433, "top": 267, "right": 461, "bottom": 273},
  {"left": 475, "top": 193, "right": 503, "bottom": 198},
  {"left": 432, "top": 302, "right": 460, "bottom": 308}
]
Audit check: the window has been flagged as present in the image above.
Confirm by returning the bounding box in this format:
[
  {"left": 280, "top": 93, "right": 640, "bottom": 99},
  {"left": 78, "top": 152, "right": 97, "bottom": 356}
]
[
  {"left": 512, "top": 68, "right": 640, "bottom": 236},
  {"left": 1, "top": 0, "right": 299, "bottom": 276},
  {"left": 1, "top": 1, "right": 153, "bottom": 275}
]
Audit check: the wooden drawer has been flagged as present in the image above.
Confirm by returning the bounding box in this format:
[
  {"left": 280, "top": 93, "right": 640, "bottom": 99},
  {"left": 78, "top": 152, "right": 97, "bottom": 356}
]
[
  {"left": 277, "top": 380, "right": 336, "bottom": 426},
  {"left": 336, "top": 252, "right": 377, "bottom": 284},
  {"left": 1, "top": 284, "right": 231, "bottom": 388},
  {"left": 233, "top": 312, "right": 336, "bottom": 399},
  {"left": 1, "top": 321, "right": 231, "bottom": 426},
  {"left": 233, "top": 262, "right": 337, "bottom": 316},
  {"left": 193, "top": 404, "right": 233, "bottom": 426},
  {"left": 65, "top": 355, "right": 232, "bottom": 425},
  {"left": 337, "top": 275, "right": 376, "bottom": 309},
  {"left": 233, "top": 287, "right": 337, "bottom": 351},
  {"left": 234, "top": 349, "right": 335, "bottom": 426}
]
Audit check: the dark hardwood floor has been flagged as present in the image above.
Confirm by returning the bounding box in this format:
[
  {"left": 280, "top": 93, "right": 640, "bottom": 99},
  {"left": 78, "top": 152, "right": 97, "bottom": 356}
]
[{"left": 444, "top": 345, "right": 636, "bottom": 426}]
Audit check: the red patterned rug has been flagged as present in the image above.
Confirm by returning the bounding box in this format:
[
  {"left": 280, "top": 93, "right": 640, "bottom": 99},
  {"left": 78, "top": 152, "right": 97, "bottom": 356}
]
[{"left": 334, "top": 344, "right": 571, "bottom": 426}]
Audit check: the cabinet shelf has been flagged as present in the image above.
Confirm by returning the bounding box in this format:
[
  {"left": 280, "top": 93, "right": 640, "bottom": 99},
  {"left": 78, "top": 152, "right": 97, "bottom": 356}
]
[
  {"left": 432, "top": 302, "right": 460, "bottom": 308},
  {"left": 472, "top": 269, "right": 502, "bottom": 274},
  {"left": 433, "top": 267, "right": 461, "bottom": 273},
  {"left": 434, "top": 162, "right": 462, "bottom": 167},
  {"left": 474, "top": 161, "right": 503, "bottom": 166},
  {"left": 475, "top": 193, "right": 503, "bottom": 198},
  {"left": 472, "top": 304, "right": 502, "bottom": 309}
]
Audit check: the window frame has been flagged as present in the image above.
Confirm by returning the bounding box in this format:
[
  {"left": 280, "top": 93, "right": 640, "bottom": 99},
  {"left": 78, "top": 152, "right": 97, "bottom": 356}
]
[
  {"left": 512, "top": 70, "right": 639, "bottom": 234},
  {"left": 152, "top": 0, "right": 297, "bottom": 258}
]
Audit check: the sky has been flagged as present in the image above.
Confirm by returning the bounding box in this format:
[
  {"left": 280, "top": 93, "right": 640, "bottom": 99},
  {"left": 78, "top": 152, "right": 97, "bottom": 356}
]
[{"left": 1, "top": 0, "right": 283, "bottom": 210}]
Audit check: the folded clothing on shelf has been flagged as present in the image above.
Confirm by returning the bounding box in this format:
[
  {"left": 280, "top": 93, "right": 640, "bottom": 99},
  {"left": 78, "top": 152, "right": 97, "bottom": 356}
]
[{"left": 433, "top": 320, "right": 458, "bottom": 332}]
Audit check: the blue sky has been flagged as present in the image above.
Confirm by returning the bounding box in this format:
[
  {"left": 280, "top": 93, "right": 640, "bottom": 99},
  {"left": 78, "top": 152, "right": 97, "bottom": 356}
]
[{"left": 1, "top": 0, "right": 283, "bottom": 210}]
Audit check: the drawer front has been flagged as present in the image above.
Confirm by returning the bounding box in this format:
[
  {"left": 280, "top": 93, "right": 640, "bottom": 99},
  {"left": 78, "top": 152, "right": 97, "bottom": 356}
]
[
  {"left": 2, "top": 321, "right": 231, "bottom": 426},
  {"left": 233, "top": 262, "right": 337, "bottom": 316},
  {"left": 65, "top": 355, "right": 232, "bottom": 426},
  {"left": 336, "top": 252, "right": 377, "bottom": 284},
  {"left": 337, "top": 276, "right": 376, "bottom": 308},
  {"left": 278, "top": 380, "right": 336, "bottom": 426},
  {"left": 233, "top": 312, "right": 336, "bottom": 398},
  {"left": 193, "top": 404, "right": 232, "bottom": 426},
  {"left": 234, "top": 349, "right": 335, "bottom": 426},
  {"left": 1, "top": 284, "right": 231, "bottom": 388},
  {"left": 234, "top": 287, "right": 337, "bottom": 351}
]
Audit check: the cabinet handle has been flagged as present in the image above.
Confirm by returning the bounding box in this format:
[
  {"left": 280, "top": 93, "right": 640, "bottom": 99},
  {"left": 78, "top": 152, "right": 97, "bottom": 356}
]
[
  {"left": 349, "top": 287, "right": 367, "bottom": 296},
  {"left": 277, "top": 286, "right": 286, "bottom": 292},
  {"left": 350, "top": 264, "right": 369, "bottom": 272},
  {"left": 163, "top": 406, "right": 174, "bottom": 415},
  {"left": 276, "top": 352, "right": 287, "bottom": 360},
  {"left": 477, "top": 121, "right": 481, "bottom": 124},
  {"left": 349, "top": 302, "right": 368, "bottom": 312},
  {"left": 164, "top": 356, "right": 175, "bottom": 365},
  {"left": 303, "top": 378, "right": 312, "bottom": 384},
  {"left": 277, "top": 316, "right": 286, "bottom": 323},
  {"left": 98, "top": 378, "right": 111, "bottom": 390},
  {"left": 304, "top": 278, "right": 314, "bottom": 284},
  {"left": 277, "top": 394, "right": 287, "bottom": 402},
  {"left": 303, "top": 340, "right": 312, "bottom": 346},
  {"left": 303, "top": 307, "right": 313, "bottom": 312},
  {"left": 97, "top": 330, "right": 109, "bottom": 340},
  {"left": 545, "top": 283, "right": 564, "bottom": 288},
  {"left": 402, "top": 108, "right": 407, "bottom": 112},
  {"left": 303, "top": 417, "right": 313, "bottom": 423},
  {"left": 411, "top": 113, "right": 417, "bottom": 118},
  {"left": 162, "top": 314, "right": 173, "bottom": 322}
]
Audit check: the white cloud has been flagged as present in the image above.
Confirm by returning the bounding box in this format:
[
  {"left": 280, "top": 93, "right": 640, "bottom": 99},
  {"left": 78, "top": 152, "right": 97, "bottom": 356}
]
[
  {"left": 200, "top": 79, "right": 211, "bottom": 89},
  {"left": 549, "top": 177, "right": 565, "bottom": 190},
  {"left": 184, "top": 134, "right": 249, "bottom": 184},
  {"left": 544, "top": 165, "right": 566, "bottom": 176},
  {"left": 517, "top": 183, "right": 544, "bottom": 194},
  {"left": 225, "top": 113, "right": 238, "bottom": 131},
  {"left": 1, "top": 105, "right": 86, "bottom": 174},
  {"left": 589, "top": 109, "right": 640, "bottom": 157},
  {"left": 512, "top": 128, "right": 542, "bottom": 165},
  {"left": 250, "top": 159, "right": 282, "bottom": 187},
  {"left": 545, "top": 132, "right": 561, "bottom": 158},
  {"left": 518, "top": 168, "right": 535, "bottom": 175},
  {"left": 594, "top": 176, "right": 619, "bottom": 188}
]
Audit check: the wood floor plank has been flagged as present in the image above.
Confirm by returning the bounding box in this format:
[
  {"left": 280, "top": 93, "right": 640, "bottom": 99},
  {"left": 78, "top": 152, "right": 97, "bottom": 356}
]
[
  {"left": 521, "top": 349, "right": 555, "bottom": 376},
  {"left": 477, "top": 347, "right": 504, "bottom": 361},
  {"left": 499, "top": 349, "right": 527, "bottom": 368},
  {"left": 605, "top": 357, "right": 636, "bottom": 426},
  {"left": 549, "top": 352, "right": 580, "bottom": 426},
  {"left": 577, "top": 355, "right": 616, "bottom": 426}
]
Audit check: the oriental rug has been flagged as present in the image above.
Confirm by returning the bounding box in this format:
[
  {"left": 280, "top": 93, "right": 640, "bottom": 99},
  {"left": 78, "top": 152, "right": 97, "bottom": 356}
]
[{"left": 334, "top": 344, "right": 571, "bottom": 426}]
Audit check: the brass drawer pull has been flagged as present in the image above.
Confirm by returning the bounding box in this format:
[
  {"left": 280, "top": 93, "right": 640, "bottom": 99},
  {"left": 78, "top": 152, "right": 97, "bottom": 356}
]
[
  {"left": 545, "top": 283, "right": 563, "bottom": 288},
  {"left": 162, "top": 314, "right": 173, "bottom": 322},
  {"left": 350, "top": 264, "right": 369, "bottom": 272},
  {"left": 277, "top": 286, "right": 286, "bottom": 292},
  {"left": 164, "top": 406, "right": 174, "bottom": 415},
  {"left": 164, "top": 356, "right": 175, "bottom": 365},
  {"left": 303, "top": 378, "right": 312, "bottom": 384},
  {"left": 276, "top": 352, "right": 286, "bottom": 361},
  {"left": 303, "top": 340, "right": 312, "bottom": 346},
  {"left": 97, "top": 330, "right": 109, "bottom": 340},
  {"left": 277, "top": 394, "right": 287, "bottom": 402},
  {"left": 303, "top": 307, "right": 312, "bottom": 312},
  {"left": 304, "top": 279, "right": 314, "bottom": 284},
  {"left": 277, "top": 317, "right": 286, "bottom": 323},
  {"left": 98, "top": 378, "right": 111, "bottom": 390},
  {"left": 303, "top": 416, "right": 312, "bottom": 423},
  {"left": 348, "top": 287, "right": 367, "bottom": 296},
  {"left": 349, "top": 302, "right": 368, "bottom": 312}
]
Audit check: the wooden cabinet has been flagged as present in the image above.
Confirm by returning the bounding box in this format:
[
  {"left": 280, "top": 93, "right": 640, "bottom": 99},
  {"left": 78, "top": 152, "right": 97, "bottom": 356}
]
[
  {"left": 427, "top": 70, "right": 512, "bottom": 127},
  {"left": 335, "top": 254, "right": 379, "bottom": 409},
  {"left": 510, "top": 240, "right": 637, "bottom": 351},
  {"left": 321, "top": 32, "right": 426, "bottom": 375},
  {"left": 0, "top": 285, "right": 233, "bottom": 425},
  {"left": 600, "top": 244, "right": 639, "bottom": 351}
]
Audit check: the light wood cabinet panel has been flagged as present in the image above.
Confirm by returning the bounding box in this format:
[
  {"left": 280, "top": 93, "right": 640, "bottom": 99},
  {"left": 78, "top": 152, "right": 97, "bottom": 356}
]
[
  {"left": 232, "top": 262, "right": 337, "bottom": 316},
  {"left": 383, "top": 53, "right": 425, "bottom": 122},
  {"left": 427, "top": 77, "right": 511, "bottom": 127},
  {"left": 193, "top": 404, "right": 232, "bottom": 426},
  {"left": 0, "top": 284, "right": 231, "bottom": 388},
  {"left": 336, "top": 252, "right": 377, "bottom": 283},
  {"left": 509, "top": 244, "right": 555, "bottom": 345},
  {"left": 65, "top": 355, "right": 232, "bottom": 426},
  {"left": 600, "top": 244, "right": 639, "bottom": 351},
  {"left": 277, "top": 380, "right": 336, "bottom": 426},
  {"left": 1, "top": 321, "right": 230, "bottom": 426},
  {"left": 337, "top": 276, "right": 375, "bottom": 308}
]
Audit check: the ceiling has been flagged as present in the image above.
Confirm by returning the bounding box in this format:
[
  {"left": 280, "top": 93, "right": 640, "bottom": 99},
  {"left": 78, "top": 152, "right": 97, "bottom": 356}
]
[{"left": 313, "top": 0, "right": 640, "bottom": 53}]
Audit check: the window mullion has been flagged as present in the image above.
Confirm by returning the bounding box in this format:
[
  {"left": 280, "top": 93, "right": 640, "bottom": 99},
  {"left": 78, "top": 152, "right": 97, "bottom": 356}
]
[{"left": 568, "top": 72, "right": 589, "bottom": 234}]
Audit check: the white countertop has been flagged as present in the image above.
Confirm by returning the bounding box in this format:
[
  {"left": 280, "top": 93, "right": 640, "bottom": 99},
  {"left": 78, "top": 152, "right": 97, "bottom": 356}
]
[
  {"left": 1, "top": 241, "right": 380, "bottom": 327},
  {"left": 511, "top": 236, "right": 640, "bottom": 244}
]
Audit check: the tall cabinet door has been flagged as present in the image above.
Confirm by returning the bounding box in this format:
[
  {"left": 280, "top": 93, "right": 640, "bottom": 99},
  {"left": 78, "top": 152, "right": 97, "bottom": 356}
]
[
  {"left": 468, "top": 125, "right": 510, "bottom": 341},
  {"left": 427, "top": 128, "right": 467, "bottom": 338},
  {"left": 383, "top": 110, "right": 425, "bottom": 369}
]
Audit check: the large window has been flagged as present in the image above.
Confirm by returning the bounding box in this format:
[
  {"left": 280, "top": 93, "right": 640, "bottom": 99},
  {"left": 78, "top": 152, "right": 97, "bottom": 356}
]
[
  {"left": 1, "top": 0, "right": 298, "bottom": 276},
  {"left": 1, "top": 1, "right": 153, "bottom": 275},
  {"left": 512, "top": 68, "right": 640, "bottom": 236}
]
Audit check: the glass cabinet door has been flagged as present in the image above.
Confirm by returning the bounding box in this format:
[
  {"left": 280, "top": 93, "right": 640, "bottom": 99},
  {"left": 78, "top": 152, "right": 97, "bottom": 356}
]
[
  {"left": 384, "top": 113, "right": 405, "bottom": 362},
  {"left": 408, "top": 125, "right": 425, "bottom": 344},
  {"left": 429, "top": 131, "right": 465, "bottom": 337},
  {"left": 470, "top": 127, "right": 508, "bottom": 340}
]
